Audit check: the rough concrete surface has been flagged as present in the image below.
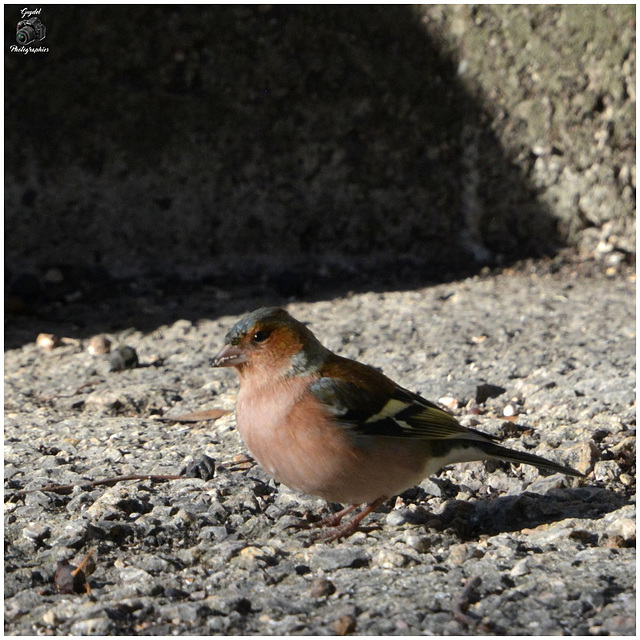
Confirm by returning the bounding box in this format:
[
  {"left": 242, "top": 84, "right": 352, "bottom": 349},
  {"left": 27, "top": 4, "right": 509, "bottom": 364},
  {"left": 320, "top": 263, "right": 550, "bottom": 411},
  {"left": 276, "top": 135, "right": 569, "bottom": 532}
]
[{"left": 4, "top": 262, "right": 635, "bottom": 635}]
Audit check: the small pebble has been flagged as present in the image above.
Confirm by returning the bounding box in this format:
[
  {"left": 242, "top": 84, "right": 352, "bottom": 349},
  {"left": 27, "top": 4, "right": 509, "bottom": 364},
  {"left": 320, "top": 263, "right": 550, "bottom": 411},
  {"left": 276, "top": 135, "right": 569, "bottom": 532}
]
[
  {"left": 503, "top": 403, "right": 518, "bottom": 417},
  {"left": 563, "top": 441, "right": 600, "bottom": 475},
  {"left": 309, "top": 578, "right": 336, "bottom": 598},
  {"left": 87, "top": 335, "right": 112, "bottom": 355},
  {"left": 605, "top": 517, "right": 635, "bottom": 542},
  {"left": 602, "top": 535, "right": 626, "bottom": 549},
  {"left": 70, "top": 617, "right": 112, "bottom": 635},
  {"left": 42, "top": 609, "right": 60, "bottom": 626},
  {"left": 184, "top": 454, "right": 216, "bottom": 480},
  {"left": 333, "top": 614, "right": 356, "bottom": 636},
  {"left": 510, "top": 556, "right": 532, "bottom": 577},
  {"left": 447, "top": 543, "right": 484, "bottom": 565},
  {"left": 420, "top": 477, "right": 443, "bottom": 497},
  {"left": 36, "top": 333, "right": 61, "bottom": 350},
  {"left": 386, "top": 509, "right": 410, "bottom": 527},
  {"left": 438, "top": 396, "right": 459, "bottom": 411},
  {"left": 374, "top": 549, "right": 408, "bottom": 569},
  {"left": 403, "top": 532, "right": 432, "bottom": 553},
  {"left": 239, "top": 546, "right": 269, "bottom": 562},
  {"left": 593, "top": 460, "right": 620, "bottom": 482},
  {"left": 22, "top": 523, "right": 51, "bottom": 542},
  {"left": 109, "top": 345, "right": 139, "bottom": 371}
]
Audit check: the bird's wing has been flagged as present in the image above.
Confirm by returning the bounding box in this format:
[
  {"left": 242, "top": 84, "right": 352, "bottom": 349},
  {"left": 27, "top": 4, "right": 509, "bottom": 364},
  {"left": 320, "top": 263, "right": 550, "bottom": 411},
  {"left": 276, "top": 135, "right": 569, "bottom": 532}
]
[
  {"left": 309, "top": 355, "right": 583, "bottom": 478},
  {"left": 310, "top": 356, "right": 495, "bottom": 443}
]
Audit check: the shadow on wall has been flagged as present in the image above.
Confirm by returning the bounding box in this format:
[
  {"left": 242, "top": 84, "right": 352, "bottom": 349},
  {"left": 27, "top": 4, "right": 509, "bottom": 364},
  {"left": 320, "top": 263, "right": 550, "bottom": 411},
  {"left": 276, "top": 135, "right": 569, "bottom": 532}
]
[{"left": 5, "top": 6, "right": 559, "bottom": 342}]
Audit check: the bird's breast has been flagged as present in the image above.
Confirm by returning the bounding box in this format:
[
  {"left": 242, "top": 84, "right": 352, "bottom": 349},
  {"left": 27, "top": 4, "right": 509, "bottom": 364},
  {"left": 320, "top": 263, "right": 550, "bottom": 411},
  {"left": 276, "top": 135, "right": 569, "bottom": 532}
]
[
  {"left": 234, "top": 375, "right": 363, "bottom": 501},
  {"left": 233, "top": 375, "right": 431, "bottom": 504}
]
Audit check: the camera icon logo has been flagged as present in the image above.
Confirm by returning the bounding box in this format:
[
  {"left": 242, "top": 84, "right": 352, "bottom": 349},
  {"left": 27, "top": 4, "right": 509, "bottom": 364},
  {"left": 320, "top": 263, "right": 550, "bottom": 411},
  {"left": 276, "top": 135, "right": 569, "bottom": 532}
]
[{"left": 16, "top": 17, "right": 46, "bottom": 45}]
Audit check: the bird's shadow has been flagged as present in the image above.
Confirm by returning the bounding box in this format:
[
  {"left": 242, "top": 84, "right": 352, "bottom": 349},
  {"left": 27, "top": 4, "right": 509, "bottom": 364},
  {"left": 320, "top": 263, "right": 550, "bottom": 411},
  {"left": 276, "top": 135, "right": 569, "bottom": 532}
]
[{"left": 428, "top": 485, "right": 628, "bottom": 541}]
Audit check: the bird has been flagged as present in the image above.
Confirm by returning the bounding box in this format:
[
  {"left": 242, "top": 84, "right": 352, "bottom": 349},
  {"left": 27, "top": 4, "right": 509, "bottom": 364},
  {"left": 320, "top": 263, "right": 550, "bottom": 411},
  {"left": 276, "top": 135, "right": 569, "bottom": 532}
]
[{"left": 212, "top": 306, "right": 583, "bottom": 541}]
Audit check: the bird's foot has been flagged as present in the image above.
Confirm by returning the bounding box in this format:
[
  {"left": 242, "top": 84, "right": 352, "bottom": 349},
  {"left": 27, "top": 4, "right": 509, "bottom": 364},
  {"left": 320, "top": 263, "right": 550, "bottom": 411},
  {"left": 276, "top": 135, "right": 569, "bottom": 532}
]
[
  {"left": 310, "top": 496, "right": 388, "bottom": 542},
  {"left": 313, "top": 504, "right": 359, "bottom": 529}
]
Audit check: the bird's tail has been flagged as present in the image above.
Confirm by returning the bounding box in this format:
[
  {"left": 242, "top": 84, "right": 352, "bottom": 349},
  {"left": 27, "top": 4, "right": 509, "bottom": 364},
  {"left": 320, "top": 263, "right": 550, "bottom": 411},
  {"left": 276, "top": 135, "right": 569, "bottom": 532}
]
[{"left": 478, "top": 441, "right": 584, "bottom": 478}]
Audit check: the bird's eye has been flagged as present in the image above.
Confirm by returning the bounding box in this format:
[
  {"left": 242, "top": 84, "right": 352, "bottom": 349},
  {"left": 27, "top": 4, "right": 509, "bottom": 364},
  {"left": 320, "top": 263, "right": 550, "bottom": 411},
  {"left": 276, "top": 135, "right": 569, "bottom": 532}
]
[{"left": 252, "top": 329, "right": 270, "bottom": 343}]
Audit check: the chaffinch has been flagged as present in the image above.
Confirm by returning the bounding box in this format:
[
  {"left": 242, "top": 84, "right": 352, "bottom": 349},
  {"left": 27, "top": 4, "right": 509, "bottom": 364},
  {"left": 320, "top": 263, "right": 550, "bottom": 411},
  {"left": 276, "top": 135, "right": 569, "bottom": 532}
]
[{"left": 212, "top": 307, "right": 583, "bottom": 541}]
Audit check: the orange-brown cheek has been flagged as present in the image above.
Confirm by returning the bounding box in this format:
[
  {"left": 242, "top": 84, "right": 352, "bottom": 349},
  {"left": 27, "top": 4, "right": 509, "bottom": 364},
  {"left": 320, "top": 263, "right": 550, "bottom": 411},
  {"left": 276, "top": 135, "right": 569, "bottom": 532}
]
[
  {"left": 245, "top": 334, "right": 303, "bottom": 375},
  {"left": 269, "top": 331, "right": 303, "bottom": 358}
]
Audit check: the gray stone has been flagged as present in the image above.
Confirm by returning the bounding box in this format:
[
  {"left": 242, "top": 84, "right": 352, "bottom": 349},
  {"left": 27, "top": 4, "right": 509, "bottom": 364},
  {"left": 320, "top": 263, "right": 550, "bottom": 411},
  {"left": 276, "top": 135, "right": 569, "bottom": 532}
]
[{"left": 69, "top": 617, "right": 113, "bottom": 636}]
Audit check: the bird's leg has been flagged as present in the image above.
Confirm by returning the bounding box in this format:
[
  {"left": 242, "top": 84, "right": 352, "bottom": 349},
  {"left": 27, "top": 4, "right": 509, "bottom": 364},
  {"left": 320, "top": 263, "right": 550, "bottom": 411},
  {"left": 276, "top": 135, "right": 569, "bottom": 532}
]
[
  {"left": 314, "top": 504, "right": 359, "bottom": 528},
  {"left": 318, "top": 496, "right": 388, "bottom": 542}
]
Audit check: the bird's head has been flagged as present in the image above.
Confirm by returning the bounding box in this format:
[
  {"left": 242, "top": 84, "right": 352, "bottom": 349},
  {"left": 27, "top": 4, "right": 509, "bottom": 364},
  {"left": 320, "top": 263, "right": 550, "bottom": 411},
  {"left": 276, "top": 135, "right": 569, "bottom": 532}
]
[{"left": 211, "top": 307, "right": 328, "bottom": 378}]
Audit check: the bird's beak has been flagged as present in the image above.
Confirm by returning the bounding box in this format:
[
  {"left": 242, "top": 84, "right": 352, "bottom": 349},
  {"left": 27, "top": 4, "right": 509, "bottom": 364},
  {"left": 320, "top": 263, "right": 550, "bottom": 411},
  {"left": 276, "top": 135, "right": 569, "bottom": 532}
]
[{"left": 211, "top": 344, "right": 246, "bottom": 368}]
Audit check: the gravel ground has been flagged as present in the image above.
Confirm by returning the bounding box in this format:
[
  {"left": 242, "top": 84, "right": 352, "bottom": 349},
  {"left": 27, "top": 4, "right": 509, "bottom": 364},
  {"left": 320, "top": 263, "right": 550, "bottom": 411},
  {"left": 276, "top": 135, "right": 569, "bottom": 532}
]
[{"left": 4, "top": 263, "right": 636, "bottom": 635}]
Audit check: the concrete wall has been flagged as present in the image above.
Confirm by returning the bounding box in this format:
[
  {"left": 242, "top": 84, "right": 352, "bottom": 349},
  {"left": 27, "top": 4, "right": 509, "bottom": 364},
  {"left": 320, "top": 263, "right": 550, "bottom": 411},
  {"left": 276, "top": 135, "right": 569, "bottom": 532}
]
[{"left": 5, "top": 5, "right": 635, "bottom": 280}]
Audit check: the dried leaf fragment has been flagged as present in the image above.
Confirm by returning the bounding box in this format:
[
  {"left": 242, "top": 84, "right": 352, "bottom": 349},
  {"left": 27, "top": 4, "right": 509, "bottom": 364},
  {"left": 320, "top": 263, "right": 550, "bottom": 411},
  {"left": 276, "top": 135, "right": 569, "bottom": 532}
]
[
  {"left": 55, "top": 549, "right": 96, "bottom": 595},
  {"left": 161, "top": 408, "right": 230, "bottom": 423}
]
